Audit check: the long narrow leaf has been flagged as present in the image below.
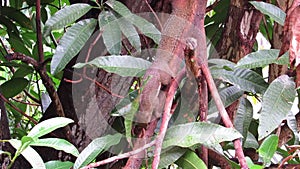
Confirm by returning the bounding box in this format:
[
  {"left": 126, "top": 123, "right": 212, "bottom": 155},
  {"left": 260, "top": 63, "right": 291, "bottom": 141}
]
[
  {"left": 236, "top": 49, "right": 282, "bottom": 69},
  {"left": 176, "top": 150, "right": 207, "bottom": 169},
  {"left": 208, "top": 85, "right": 244, "bottom": 115},
  {"left": 43, "top": 3, "right": 92, "bottom": 36},
  {"left": 51, "top": 18, "right": 97, "bottom": 74},
  {"left": 258, "top": 75, "right": 295, "bottom": 140},
  {"left": 258, "top": 134, "right": 279, "bottom": 166},
  {"left": 30, "top": 138, "right": 79, "bottom": 157},
  {"left": 98, "top": 11, "right": 122, "bottom": 54},
  {"left": 9, "top": 139, "right": 46, "bottom": 169},
  {"left": 73, "top": 55, "right": 151, "bottom": 77},
  {"left": 162, "top": 122, "right": 242, "bottom": 153},
  {"left": 45, "top": 161, "right": 74, "bottom": 169},
  {"left": 118, "top": 17, "right": 141, "bottom": 52},
  {"left": 73, "top": 133, "right": 123, "bottom": 169},
  {"left": 27, "top": 117, "right": 73, "bottom": 139},
  {"left": 250, "top": 1, "right": 286, "bottom": 25},
  {"left": 211, "top": 67, "right": 268, "bottom": 94},
  {"left": 0, "top": 78, "right": 29, "bottom": 98},
  {"left": 159, "top": 147, "right": 187, "bottom": 168},
  {"left": 106, "top": 0, "right": 161, "bottom": 44},
  {"left": 234, "top": 97, "right": 253, "bottom": 139}
]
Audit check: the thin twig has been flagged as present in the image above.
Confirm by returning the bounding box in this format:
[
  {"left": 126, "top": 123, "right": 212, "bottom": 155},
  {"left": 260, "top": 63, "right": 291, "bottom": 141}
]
[
  {"left": 83, "top": 30, "right": 104, "bottom": 75},
  {"left": 152, "top": 69, "right": 185, "bottom": 169},
  {"left": 0, "top": 94, "right": 38, "bottom": 124},
  {"left": 143, "top": 0, "right": 163, "bottom": 30},
  {"left": 23, "top": 90, "right": 41, "bottom": 104},
  {"left": 206, "top": 0, "right": 220, "bottom": 13},
  {"left": 80, "top": 140, "right": 156, "bottom": 169},
  {"left": 0, "top": 37, "right": 9, "bottom": 55},
  {"left": 5, "top": 53, "right": 71, "bottom": 140},
  {"left": 71, "top": 71, "right": 124, "bottom": 98},
  {"left": 11, "top": 98, "right": 40, "bottom": 106},
  {"left": 262, "top": 16, "right": 274, "bottom": 47}
]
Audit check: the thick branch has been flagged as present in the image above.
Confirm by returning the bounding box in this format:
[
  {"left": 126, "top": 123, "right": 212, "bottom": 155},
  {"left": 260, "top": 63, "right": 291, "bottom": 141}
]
[
  {"left": 184, "top": 38, "right": 208, "bottom": 165},
  {"left": 152, "top": 69, "right": 185, "bottom": 169}
]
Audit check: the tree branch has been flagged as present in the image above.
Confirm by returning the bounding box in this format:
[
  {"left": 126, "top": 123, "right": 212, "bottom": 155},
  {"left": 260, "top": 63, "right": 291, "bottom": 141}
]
[
  {"left": 5, "top": 53, "right": 71, "bottom": 139},
  {"left": 0, "top": 93, "right": 38, "bottom": 124},
  {"left": 152, "top": 69, "right": 185, "bottom": 169},
  {"left": 80, "top": 140, "right": 156, "bottom": 169},
  {"left": 184, "top": 38, "right": 208, "bottom": 165},
  {"left": 35, "top": 0, "right": 44, "bottom": 63}
]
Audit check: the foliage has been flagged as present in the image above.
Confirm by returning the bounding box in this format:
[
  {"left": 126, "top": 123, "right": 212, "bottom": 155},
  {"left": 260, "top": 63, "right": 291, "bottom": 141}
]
[
  {"left": 3, "top": 117, "right": 77, "bottom": 169},
  {"left": 0, "top": 0, "right": 300, "bottom": 169}
]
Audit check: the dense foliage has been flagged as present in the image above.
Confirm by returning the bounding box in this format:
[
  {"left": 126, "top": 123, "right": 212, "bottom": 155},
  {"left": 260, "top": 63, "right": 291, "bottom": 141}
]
[{"left": 1, "top": 0, "right": 300, "bottom": 168}]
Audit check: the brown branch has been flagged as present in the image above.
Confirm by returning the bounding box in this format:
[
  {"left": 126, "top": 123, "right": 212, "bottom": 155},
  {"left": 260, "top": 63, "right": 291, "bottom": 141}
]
[
  {"left": 0, "top": 37, "right": 9, "bottom": 55},
  {"left": 0, "top": 94, "right": 38, "bottom": 124},
  {"left": 83, "top": 30, "right": 103, "bottom": 75},
  {"left": 11, "top": 98, "right": 40, "bottom": 106},
  {"left": 123, "top": 120, "right": 158, "bottom": 169},
  {"left": 36, "top": 0, "right": 44, "bottom": 63},
  {"left": 152, "top": 69, "right": 185, "bottom": 169},
  {"left": 206, "top": 0, "right": 220, "bottom": 13},
  {"left": 5, "top": 52, "right": 71, "bottom": 139},
  {"left": 69, "top": 71, "right": 124, "bottom": 98},
  {"left": 80, "top": 140, "right": 156, "bottom": 169},
  {"left": 143, "top": 0, "right": 163, "bottom": 30},
  {"left": 23, "top": 90, "right": 41, "bottom": 104},
  {"left": 184, "top": 38, "right": 209, "bottom": 165},
  {"left": 200, "top": 64, "right": 247, "bottom": 168}
]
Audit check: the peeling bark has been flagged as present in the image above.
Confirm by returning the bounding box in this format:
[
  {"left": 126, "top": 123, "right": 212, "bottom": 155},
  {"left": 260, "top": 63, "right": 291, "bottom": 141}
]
[{"left": 213, "top": 0, "right": 263, "bottom": 63}]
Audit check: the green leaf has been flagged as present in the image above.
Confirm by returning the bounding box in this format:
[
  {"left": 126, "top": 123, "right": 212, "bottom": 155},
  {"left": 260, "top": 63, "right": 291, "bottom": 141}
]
[
  {"left": 30, "top": 138, "right": 79, "bottom": 157},
  {"left": 12, "top": 66, "right": 34, "bottom": 78},
  {"left": 1, "top": 7, "right": 32, "bottom": 29},
  {"left": 246, "top": 157, "right": 264, "bottom": 169},
  {"left": 27, "top": 117, "right": 74, "bottom": 139},
  {"left": 51, "top": 18, "right": 97, "bottom": 74},
  {"left": 73, "top": 55, "right": 151, "bottom": 77},
  {"left": 258, "top": 75, "right": 295, "bottom": 140},
  {"left": 159, "top": 147, "right": 187, "bottom": 168},
  {"left": 287, "top": 112, "right": 299, "bottom": 144},
  {"left": 250, "top": 1, "right": 286, "bottom": 25},
  {"left": 176, "top": 150, "right": 207, "bottom": 169},
  {"left": 0, "top": 16, "right": 20, "bottom": 35},
  {"left": 234, "top": 97, "right": 253, "bottom": 139},
  {"left": 111, "top": 90, "right": 139, "bottom": 116},
  {"left": 20, "top": 136, "right": 34, "bottom": 153},
  {"left": 45, "top": 161, "right": 74, "bottom": 169},
  {"left": 9, "top": 139, "right": 46, "bottom": 169},
  {"left": 73, "top": 133, "right": 123, "bottom": 169},
  {"left": 0, "top": 77, "right": 29, "bottom": 98},
  {"left": 244, "top": 132, "right": 259, "bottom": 149},
  {"left": 106, "top": 0, "right": 161, "bottom": 44},
  {"left": 118, "top": 17, "right": 141, "bottom": 53},
  {"left": 208, "top": 85, "right": 244, "bottom": 116},
  {"left": 7, "top": 35, "right": 31, "bottom": 56},
  {"left": 236, "top": 49, "right": 289, "bottom": 69},
  {"left": 211, "top": 67, "right": 268, "bottom": 94},
  {"left": 258, "top": 134, "right": 279, "bottom": 166},
  {"left": 162, "top": 122, "right": 242, "bottom": 152},
  {"left": 43, "top": 3, "right": 92, "bottom": 36},
  {"left": 98, "top": 11, "right": 122, "bottom": 54},
  {"left": 124, "top": 97, "right": 139, "bottom": 143}
]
